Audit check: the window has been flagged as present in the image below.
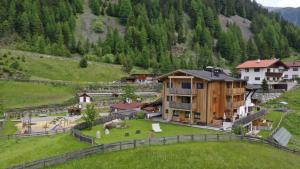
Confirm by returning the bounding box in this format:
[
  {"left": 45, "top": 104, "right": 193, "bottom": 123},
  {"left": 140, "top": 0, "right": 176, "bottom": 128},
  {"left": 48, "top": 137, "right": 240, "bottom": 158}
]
[
  {"left": 173, "top": 111, "right": 179, "bottom": 117},
  {"left": 194, "top": 112, "right": 201, "bottom": 119},
  {"left": 181, "top": 82, "right": 191, "bottom": 89},
  {"left": 245, "top": 68, "right": 249, "bottom": 72},
  {"left": 185, "top": 112, "right": 190, "bottom": 118},
  {"left": 167, "top": 96, "right": 173, "bottom": 102},
  {"left": 293, "top": 68, "right": 299, "bottom": 71},
  {"left": 196, "top": 83, "right": 204, "bottom": 89},
  {"left": 165, "top": 109, "right": 169, "bottom": 114},
  {"left": 292, "top": 75, "right": 299, "bottom": 79},
  {"left": 244, "top": 76, "right": 249, "bottom": 81},
  {"left": 284, "top": 75, "right": 288, "bottom": 79},
  {"left": 181, "top": 96, "right": 191, "bottom": 103},
  {"left": 167, "top": 82, "right": 173, "bottom": 88},
  {"left": 254, "top": 68, "right": 260, "bottom": 72},
  {"left": 255, "top": 77, "right": 260, "bottom": 81}
]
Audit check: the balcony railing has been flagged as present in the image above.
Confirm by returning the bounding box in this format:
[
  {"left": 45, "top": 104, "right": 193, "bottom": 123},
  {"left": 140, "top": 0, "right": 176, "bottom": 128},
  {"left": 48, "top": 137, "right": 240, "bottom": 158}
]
[
  {"left": 169, "top": 88, "right": 196, "bottom": 95},
  {"left": 226, "top": 88, "right": 245, "bottom": 95},
  {"left": 265, "top": 72, "right": 283, "bottom": 77},
  {"left": 227, "top": 101, "right": 245, "bottom": 109},
  {"left": 169, "top": 102, "right": 192, "bottom": 110}
]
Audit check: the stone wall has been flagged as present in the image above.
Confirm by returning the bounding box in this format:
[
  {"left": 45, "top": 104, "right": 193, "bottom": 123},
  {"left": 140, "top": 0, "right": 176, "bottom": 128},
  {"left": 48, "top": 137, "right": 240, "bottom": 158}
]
[{"left": 252, "top": 92, "right": 283, "bottom": 104}]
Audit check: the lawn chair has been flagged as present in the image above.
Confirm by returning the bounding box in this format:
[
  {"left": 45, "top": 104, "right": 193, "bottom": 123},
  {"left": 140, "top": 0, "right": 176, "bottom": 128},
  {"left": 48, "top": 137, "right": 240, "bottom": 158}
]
[{"left": 152, "top": 123, "right": 162, "bottom": 133}]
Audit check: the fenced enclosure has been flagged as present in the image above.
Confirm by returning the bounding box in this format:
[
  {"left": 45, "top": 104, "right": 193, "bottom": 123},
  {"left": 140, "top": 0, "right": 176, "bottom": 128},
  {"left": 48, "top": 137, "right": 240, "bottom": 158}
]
[
  {"left": 7, "top": 134, "right": 300, "bottom": 169},
  {"left": 0, "top": 128, "right": 69, "bottom": 140}
]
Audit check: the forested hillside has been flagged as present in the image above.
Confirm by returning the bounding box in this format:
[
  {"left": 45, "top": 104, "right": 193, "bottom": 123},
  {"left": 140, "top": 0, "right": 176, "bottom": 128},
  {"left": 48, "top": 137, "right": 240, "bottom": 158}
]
[{"left": 1, "top": 0, "right": 300, "bottom": 73}]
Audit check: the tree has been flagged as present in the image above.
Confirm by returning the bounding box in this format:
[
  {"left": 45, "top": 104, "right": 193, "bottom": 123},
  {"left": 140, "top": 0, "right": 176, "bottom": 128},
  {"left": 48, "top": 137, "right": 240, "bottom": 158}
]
[
  {"left": 83, "top": 104, "right": 97, "bottom": 130},
  {"left": 122, "top": 85, "right": 137, "bottom": 100},
  {"left": 262, "top": 79, "right": 269, "bottom": 92},
  {"left": 119, "top": 0, "right": 132, "bottom": 25},
  {"left": 79, "top": 58, "right": 88, "bottom": 68}
]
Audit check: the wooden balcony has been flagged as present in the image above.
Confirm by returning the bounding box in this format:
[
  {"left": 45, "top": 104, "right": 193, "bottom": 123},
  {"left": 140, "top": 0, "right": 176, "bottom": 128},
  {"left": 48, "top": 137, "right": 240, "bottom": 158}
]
[
  {"left": 169, "top": 102, "right": 192, "bottom": 110},
  {"left": 169, "top": 88, "right": 196, "bottom": 95},
  {"left": 227, "top": 101, "right": 245, "bottom": 109},
  {"left": 226, "top": 88, "right": 245, "bottom": 96},
  {"left": 265, "top": 72, "right": 283, "bottom": 78}
]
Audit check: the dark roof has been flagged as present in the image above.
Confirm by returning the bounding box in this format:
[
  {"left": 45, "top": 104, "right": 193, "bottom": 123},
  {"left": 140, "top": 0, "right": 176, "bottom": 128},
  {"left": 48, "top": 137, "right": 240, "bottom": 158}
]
[
  {"left": 158, "top": 69, "right": 244, "bottom": 82},
  {"left": 79, "top": 93, "right": 91, "bottom": 97},
  {"left": 110, "top": 102, "right": 142, "bottom": 110},
  {"left": 233, "top": 109, "right": 268, "bottom": 127},
  {"left": 246, "top": 84, "right": 262, "bottom": 90}
]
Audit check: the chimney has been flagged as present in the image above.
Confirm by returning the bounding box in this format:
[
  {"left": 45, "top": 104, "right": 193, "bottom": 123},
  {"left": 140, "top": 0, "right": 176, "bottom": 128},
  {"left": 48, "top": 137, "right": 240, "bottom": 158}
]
[{"left": 256, "top": 59, "right": 261, "bottom": 63}]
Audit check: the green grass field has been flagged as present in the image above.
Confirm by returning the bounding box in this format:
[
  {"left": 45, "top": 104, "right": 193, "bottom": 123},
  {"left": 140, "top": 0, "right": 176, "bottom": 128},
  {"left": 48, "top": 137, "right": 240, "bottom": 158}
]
[
  {"left": 0, "top": 81, "right": 75, "bottom": 110},
  {"left": 82, "top": 120, "right": 218, "bottom": 144},
  {"left": 259, "top": 110, "right": 283, "bottom": 138},
  {"left": 50, "top": 141, "right": 300, "bottom": 169},
  {"left": 0, "top": 120, "right": 17, "bottom": 135},
  {"left": 0, "top": 133, "right": 89, "bottom": 169}
]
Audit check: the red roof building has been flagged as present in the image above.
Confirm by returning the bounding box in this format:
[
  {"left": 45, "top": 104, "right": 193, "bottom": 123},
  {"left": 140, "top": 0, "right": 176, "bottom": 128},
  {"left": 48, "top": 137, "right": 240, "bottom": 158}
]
[
  {"left": 237, "top": 59, "right": 288, "bottom": 69},
  {"left": 110, "top": 101, "right": 143, "bottom": 111}
]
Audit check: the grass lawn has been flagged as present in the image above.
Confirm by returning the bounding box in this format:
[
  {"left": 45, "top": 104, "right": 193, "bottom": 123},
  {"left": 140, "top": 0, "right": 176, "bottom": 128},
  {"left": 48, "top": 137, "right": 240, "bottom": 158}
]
[
  {"left": 0, "top": 81, "right": 75, "bottom": 110},
  {"left": 0, "top": 120, "right": 17, "bottom": 135},
  {"left": 82, "top": 120, "right": 219, "bottom": 144},
  {"left": 0, "top": 133, "right": 89, "bottom": 169},
  {"left": 259, "top": 110, "right": 283, "bottom": 138},
  {"left": 281, "top": 113, "right": 300, "bottom": 149},
  {"left": 50, "top": 141, "right": 300, "bottom": 169},
  {"left": 0, "top": 49, "right": 129, "bottom": 82}
]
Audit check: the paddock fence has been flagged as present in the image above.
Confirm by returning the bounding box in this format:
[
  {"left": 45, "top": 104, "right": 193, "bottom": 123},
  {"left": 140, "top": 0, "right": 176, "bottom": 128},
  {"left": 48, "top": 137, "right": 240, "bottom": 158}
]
[{"left": 7, "top": 134, "right": 300, "bottom": 169}]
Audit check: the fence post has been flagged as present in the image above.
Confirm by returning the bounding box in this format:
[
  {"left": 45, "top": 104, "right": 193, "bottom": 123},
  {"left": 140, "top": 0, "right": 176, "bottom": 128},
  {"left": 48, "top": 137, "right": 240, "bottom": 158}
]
[
  {"left": 217, "top": 134, "right": 219, "bottom": 141},
  {"left": 191, "top": 134, "right": 194, "bottom": 141},
  {"left": 133, "top": 140, "right": 136, "bottom": 148},
  {"left": 204, "top": 134, "right": 207, "bottom": 141},
  {"left": 177, "top": 135, "right": 180, "bottom": 143},
  {"left": 120, "top": 142, "right": 122, "bottom": 150},
  {"left": 163, "top": 137, "right": 166, "bottom": 145}
]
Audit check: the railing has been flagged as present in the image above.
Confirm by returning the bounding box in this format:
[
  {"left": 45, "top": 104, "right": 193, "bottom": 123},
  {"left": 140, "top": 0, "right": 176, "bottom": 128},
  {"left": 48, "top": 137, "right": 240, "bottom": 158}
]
[
  {"left": 169, "top": 88, "right": 196, "bottom": 95},
  {"left": 7, "top": 134, "right": 300, "bottom": 169},
  {"left": 265, "top": 72, "right": 283, "bottom": 77},
  {"left": 169, "top": 102, "right": 192, "bottom": 110},
  {"left": 226, "top": 88, "right": 244, "bottom": 95},
  {"left": 0, "top": 128, "right": 69, "bottom": 140}
]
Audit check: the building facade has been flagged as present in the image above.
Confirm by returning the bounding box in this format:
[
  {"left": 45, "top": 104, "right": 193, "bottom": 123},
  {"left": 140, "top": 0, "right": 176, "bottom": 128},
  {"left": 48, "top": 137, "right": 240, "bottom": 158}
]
[
  {"left": 283, "top": 61, "right": 300, "bottom": 80},
  {"left": 158, "top": 69, "right": 246, "bottom": 126},
  {"left": 237, "top": 59, "right": 288, "bottom": 89}
]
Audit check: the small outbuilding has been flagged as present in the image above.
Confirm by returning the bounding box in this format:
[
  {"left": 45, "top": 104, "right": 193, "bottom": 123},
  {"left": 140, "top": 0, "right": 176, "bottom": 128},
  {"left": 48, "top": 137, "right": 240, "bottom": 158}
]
[{"left": 79, "top": 93, "right": 92, "bottom": 103}]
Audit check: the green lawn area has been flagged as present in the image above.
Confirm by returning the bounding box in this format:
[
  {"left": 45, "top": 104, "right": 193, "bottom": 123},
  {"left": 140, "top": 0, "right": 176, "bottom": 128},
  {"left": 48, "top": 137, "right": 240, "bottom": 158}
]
[
  {"left": 0, "top": 81, "right": 75, "bottom": 110},
  {"left": 0, "top": 120, "right": 17, "bottom": 135},
  {"left": 82, "top": 120, "right": 218, "bottom": 144},
  {"left": 0, "top": 133, "right": 89, "bottom": 169},
  {"left": 263, "top": 87, "right": 300, "bottom": 148},
  {"left": 259, "top": 110, "right": 283, "bottom": 138},
  {"left": 50, "top": 141, "right": 300, "bottom": 169}
]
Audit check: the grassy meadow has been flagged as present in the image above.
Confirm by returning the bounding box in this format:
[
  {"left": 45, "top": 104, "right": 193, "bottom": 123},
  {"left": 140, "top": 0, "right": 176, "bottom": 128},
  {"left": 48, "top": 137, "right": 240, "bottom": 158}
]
[
  {"left": 50, "top": 141, "right": 300, "bottom": 169},
  {"left": 82, "top": 120, "right": 218, "bottom": 144},
  {"left": 0, "top": 133, "right": 89, "bottom": 169},
  {"left": 0, "top": 81, "right": 75, "bottom": 110}
]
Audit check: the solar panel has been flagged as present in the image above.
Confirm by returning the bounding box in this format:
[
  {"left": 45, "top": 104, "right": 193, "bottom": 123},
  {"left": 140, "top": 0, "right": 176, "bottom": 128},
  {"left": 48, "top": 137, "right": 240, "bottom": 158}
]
[{"left": 273, "top": 127, "right": 292, "bottom": 146}]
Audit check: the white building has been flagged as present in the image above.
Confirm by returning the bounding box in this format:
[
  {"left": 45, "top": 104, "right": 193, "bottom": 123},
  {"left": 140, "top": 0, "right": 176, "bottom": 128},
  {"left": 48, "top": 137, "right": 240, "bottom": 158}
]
[
  {"left": 283, "top": 61, "right": 300, "bottom": 80},
  {"left": 237, "top": 59, "right": 288, "bottom": 89},
  {"left": 79, "top": 93, "right": 92, "bottom": 103}
]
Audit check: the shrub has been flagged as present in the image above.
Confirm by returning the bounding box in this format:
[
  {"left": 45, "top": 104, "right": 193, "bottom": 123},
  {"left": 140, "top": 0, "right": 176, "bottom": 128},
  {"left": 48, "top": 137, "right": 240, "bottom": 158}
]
[
  {"left": 92, "top": 18, "right": 104, "bottom": 33},
  {"left": 10, "top": 61, "right": 20, "bottom": 70},
  {"left": 79, "top": 58, "right": 88, "bottom": 68},
  {"left": 232, "top": 125, "right": 246, "bottom": 135},
  {"left": 136, "top": 112, "right": 146, "bottom": 119}
]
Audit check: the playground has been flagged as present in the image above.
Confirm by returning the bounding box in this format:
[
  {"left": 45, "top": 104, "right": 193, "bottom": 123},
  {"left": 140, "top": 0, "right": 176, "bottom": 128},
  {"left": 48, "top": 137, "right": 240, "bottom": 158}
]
[{"left": 16, "top": 115, "right": 82, "bottom": 133}]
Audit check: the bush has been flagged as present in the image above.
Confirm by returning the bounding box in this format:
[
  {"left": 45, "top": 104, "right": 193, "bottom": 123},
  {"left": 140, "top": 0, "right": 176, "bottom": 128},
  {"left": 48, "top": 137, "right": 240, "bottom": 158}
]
[
  {"left": 232, "top": 125, "right": 246, "bottom": 135},
  {"left": 92, "top": 18, "right": 104, "bottom": 33},
  {"left": 10, "top": 61, "right": 20, "bottom": 70},
  {"left": 79, "top": 58, "right": 88, "bottom": 68},
  {"left": 136, "top": 112, "right": 146, "bottom": 119}
]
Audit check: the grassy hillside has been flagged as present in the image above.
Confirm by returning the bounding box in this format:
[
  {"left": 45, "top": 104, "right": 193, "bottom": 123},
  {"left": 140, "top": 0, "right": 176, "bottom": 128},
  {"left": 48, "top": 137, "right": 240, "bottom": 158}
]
[
  {"left": 0, "top": 134, "right": 89, "bottom": 169},
  {"left": 0, "top": 81, "right": 74, "bottom": 110},
  {"left": 51, "top": 141, "right": 300, "bottom": 169},
  {"left": 0, "top": 49, "right": 128, "bottom": 82}
]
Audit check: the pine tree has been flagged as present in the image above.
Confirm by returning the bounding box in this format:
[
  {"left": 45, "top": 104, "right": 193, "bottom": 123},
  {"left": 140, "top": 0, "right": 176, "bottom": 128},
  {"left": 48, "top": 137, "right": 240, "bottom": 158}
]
[{"left": 119, "top": 0, "right": 132, "bottom": 25}]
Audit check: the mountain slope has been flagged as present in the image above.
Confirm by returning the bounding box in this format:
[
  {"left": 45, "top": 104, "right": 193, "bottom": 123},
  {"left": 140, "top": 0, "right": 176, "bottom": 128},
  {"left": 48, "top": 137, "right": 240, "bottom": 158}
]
[{"left": 268, "top": 7, "right": 300, "bottom": 26}]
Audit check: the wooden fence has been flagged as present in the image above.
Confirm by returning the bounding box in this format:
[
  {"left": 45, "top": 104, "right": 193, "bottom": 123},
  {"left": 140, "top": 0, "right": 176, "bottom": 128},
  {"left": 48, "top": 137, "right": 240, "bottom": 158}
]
[
  {"left": 71, "top": 113, "right": 128, "bottom": 145},
  {"left": 0, "top": 128, "right": 69, "bottom": 140},
  {"left": 7, "top": 134, "right": 300, "bottom": 169}
]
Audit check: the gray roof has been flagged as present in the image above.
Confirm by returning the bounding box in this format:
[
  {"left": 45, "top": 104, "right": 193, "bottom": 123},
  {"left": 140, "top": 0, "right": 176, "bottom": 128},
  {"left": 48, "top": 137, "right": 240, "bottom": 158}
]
[
  {"left": 158, "top": 69, "right": 244, "bottom": 82},
  {"left": 233, "top": 109, "right": 268, "bottom": 127},
  {"left": 273, "top": 127, "right": 292, "bottom": 146}
]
